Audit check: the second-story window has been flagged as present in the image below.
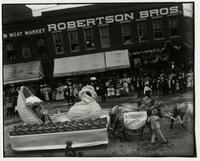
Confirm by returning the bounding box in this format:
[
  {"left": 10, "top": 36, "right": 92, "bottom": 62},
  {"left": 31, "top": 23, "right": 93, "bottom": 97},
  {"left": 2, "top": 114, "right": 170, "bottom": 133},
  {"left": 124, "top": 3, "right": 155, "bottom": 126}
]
[
  {"left": 83, "top": 28, "right": 95, "bottom": 50},
  {"left": 37, "top": 38, "right": 45, "bottom": 55},
  {"left": 137, "top": 21, "right": 148, "bottom": 43},
  {"left": 99, "top": 25, "right": 110, "bottom": 48},
  {"left": 21, "top": 42, "right": 31, "bottom": 58},
  {"left": 153, "top": 19, "right": 163, "bottom": 40},
  {"left": 169, "top": 16, "right": 179, "bottom": 37},
  {"left": 121, "top": 22, "right": 133, "bottom": 45},
  {"left": 5, "top": 42, "right": 16, "bottom": 60},
  {"left": 68, "top": 30, "right": 80, "bottom": 52},
  {"left": 53, "top": 32, "right": 64, "bottom": 55}
]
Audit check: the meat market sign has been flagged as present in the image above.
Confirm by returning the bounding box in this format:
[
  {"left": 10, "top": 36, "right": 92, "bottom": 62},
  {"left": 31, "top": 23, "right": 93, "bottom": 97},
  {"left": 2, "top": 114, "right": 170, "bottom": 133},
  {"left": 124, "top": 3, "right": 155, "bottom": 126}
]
[
  {"left": 47, "top": 6, "right": 179, "bottom": 32},
  {"left": 3, "top": 28, "right": 45, "bottom": 39},
  {"left": 3, "top": 6, "right": 179, "bottom": 38}
]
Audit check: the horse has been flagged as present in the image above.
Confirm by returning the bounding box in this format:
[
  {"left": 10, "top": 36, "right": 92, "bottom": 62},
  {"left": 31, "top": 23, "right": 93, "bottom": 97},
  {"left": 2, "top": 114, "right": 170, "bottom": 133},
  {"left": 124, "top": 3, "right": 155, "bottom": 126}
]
[
  {"left": 170, "top": 102, "right": 193, "bottom": 129},
  {"left": 109, "top": 99, "right": 163, "bottom": 141}
]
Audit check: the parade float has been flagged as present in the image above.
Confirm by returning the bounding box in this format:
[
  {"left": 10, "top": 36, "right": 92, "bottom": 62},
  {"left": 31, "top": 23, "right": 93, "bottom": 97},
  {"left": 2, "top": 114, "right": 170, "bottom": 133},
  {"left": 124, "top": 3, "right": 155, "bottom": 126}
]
[
  {"left": 9, "top": 86, "right": 109, "bottom": 151},
  {"left": 9, "top": 86, "right": 163, "bottom": 152}
]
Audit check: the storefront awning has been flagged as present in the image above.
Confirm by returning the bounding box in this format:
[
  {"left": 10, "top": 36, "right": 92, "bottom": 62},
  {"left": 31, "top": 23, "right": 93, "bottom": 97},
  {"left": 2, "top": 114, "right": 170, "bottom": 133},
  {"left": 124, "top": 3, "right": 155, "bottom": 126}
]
[
  {"left": 53, "top": 53, "right": 106, "bottom": 77},
  {"left": 105, "top": 50, "right": 130, "bottom": 70},
  {"left": 4, "top": 60, "right": 43, "bottom": 85}
]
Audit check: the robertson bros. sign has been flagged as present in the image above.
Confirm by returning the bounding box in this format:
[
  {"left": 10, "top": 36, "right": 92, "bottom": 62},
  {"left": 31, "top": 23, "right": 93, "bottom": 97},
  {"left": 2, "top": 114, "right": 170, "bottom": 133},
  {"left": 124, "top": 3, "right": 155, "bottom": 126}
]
[
  {"left": 47, "top": 6, "right": 179, "bottom": 32},
  {"left": 3, "top": 6, "right": 179, "bottom": 38}
]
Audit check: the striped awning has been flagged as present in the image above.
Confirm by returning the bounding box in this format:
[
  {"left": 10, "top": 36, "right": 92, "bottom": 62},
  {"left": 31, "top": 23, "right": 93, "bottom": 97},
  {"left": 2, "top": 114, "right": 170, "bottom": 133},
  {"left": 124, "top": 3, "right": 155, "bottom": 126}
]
[
  {"left": 105, "top": 50, "right": 130, "bottom": 70},
  {"left": 4, "top": 60, "right": 43, "bottom": 85},
  {"left": 53, "top": 53, "right": 106, "bottom": 77}
]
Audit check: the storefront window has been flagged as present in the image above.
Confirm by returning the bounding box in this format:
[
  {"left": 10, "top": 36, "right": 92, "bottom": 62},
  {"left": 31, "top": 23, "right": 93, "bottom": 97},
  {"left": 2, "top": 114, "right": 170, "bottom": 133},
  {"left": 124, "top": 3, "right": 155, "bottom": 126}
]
[
  {"left": 99, "top": 25, "right": 110, "bottom": 48},
  {"left": 83, "top": 28, "right": 95, "bottom": 50},
  {"left": 37, "top": 38, "right": 45, "bottom": 55},
  {"left": 153, "top": 19, "right": 163, "bottom": 40},
  {"left": 53, "top": 32, "right": 64, "bottom": 55},
  {"left": 21, "top": 42, "right": 31, "bottom": 58},
  {"left": 121, "top": 22, "right": 133, "bottom": 45},
  {"left": 137, "top": 21, "right": 148, "bottom": 43},
  {"left": 5, "top": 42, "right": 16, "bottom": 60},
  {"left": 169, "top": 16, "right": 179, "bottom": 37},
  {"left": 68, "top": 30, "right": 80, "bottom": 52}
]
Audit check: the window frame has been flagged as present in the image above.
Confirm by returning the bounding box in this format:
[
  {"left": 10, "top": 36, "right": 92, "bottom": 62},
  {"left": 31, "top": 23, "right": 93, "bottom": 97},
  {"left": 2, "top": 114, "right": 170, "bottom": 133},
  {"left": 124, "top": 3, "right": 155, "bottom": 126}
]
[
  {"left": 152, "top": 18, "right": 164, "bottom": 40},
  {"left": 37, "top": 37, "right": 45, "bottom": 55},
  {"left": 83, "top": 27, "right": 95, "bottom": 50},
  {"left": 137, "top": 21, "right": 148, "bottom": 43},
  {"left": 53, "top": 31, "right": 65, "bottom": 55},
  {"left": 168, "top": 16, "right": 179, "bottom": 38},
  {"left": 21, "top": 42, "right": 31, "bottom": 58},
  {"left": 99, "top": 24, "right": 110, "bottom": 48},
  {"left": 121, "top": 21, "right": 133, "bottom": 45},
  {"left": 68, "top": 29, "right": 80, "bottom": 53},
  {"left": 5, "top": 42, "right": 16, "bottom": 61}
]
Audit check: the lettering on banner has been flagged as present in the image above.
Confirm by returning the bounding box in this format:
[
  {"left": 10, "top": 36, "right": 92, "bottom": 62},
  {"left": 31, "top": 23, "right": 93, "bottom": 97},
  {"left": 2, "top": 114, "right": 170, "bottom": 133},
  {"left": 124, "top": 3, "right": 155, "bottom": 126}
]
[{"left": 124, "top": 111, "right": 147, "bottom": 130}]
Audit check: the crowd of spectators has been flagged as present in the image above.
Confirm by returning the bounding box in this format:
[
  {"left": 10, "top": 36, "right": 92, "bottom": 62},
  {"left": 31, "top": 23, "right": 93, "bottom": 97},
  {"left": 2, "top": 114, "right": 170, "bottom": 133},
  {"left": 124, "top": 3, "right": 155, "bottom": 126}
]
[{"left": 4, "top": 69, "right": 193, "bottom": 118}]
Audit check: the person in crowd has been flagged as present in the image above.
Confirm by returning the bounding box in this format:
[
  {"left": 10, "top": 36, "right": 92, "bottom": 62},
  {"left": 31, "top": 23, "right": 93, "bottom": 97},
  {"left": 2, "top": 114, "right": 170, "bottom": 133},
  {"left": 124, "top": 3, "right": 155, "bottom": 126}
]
[
  {"left": 99, "top": 83, "right": 107, "bottom": 102},
  {"left": 69, "top": 85, "right": 75, "bottom": 105},
  {"left": 64, "top": 85, "right": 71, "bottom": 105},
  {"left": 148, "top": 108, "right": 168, "bottom": 145},
  {"left": 171, "top": 77, "right": 176, "bottom": 94},
  {"left": 56, "top": 83, "right": 65, "bottom": 101},
  {"left": 176, "top": 80, "right": 180, "bottom": 94},
  {"left": 152, "top": 79, "right": 157, "bottom": 96},
  {"left": 157, "top": 78, "right": 161, "bottom": 96},
  {"left": 8, "top": 85, "right": 18, "bottom": 116},
  {"left": 41, "top": 84, "right": 50, "bottom": 101},
  {"left": 140, "top": 78, "right": 144, "bottom": 97},
  {"left": 107, "top": 86, "right": 111, "bottom": 99},
  {"left": 183, "top": 74, "right": 188, "bottom": 93},
  {"left": 73, "top": 84, "right": 79, "bottom": 102},
  {"left": 136, "top": 78, "right": 141, "bottom": 97},
  {"left": 110, "top": 85, "right": 115, "bottom": 98},
  {"left": 6, "top": 96, "right": 13, "bottom": 117},
  {"left": 168, "top": 76, "right": 172, "bottom": 95},
  {"left": 160, "top": 77, "right": 165, "bottom": 96},
  {"left": 123, "top": 81, "right": 129, "bottom": 96},
  {"left": 51, "top": 86, "right": 57, "bottom": 101},
  {"left": 129, "top": 78, "right": 135, "bottom": 96},
  {"left": 115, "top": 84, "right": 121, "bottom": 98},
  {"left": 163, "top": 78, "right": 169, "bottom": 95},
  {"left": 144, "top": 82, "right": 152, "bottom": 98}
]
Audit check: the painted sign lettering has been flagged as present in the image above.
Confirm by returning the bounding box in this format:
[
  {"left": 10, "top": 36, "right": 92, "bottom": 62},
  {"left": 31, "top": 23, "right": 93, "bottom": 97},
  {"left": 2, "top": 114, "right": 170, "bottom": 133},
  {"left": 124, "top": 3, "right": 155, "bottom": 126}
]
[
  {"left": 139, "top": 6, "right": 179, "bottom": 19},
  {"left": 3, "top": 5, "right": 180, "bottom": 38},
  {"left": 47, "top": 12, "right": 134, "bottom": 32},
  {"left": 3, "top": 28, "right": 46, "bottom": 39}
]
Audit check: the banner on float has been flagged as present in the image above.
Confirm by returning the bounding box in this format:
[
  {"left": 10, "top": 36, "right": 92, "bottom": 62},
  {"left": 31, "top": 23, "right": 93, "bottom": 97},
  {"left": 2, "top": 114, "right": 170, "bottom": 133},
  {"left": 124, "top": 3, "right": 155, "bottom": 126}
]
[{"left": 124, "top": 111, "right": 147, "bottom": 130}]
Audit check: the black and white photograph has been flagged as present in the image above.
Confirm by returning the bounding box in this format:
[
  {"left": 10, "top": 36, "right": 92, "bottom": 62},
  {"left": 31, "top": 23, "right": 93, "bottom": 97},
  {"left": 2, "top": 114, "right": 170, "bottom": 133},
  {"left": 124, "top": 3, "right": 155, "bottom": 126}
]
[{"left": 2, "top": 1, "right": 197, "bottom": 157}]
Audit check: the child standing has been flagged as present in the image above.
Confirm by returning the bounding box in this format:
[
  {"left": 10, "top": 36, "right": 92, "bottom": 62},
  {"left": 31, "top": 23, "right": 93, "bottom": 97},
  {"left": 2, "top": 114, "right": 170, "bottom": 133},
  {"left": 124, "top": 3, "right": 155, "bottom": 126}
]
[
  {"left": 65, "top": 141, "right": 76, "bottom": 157},
  {"left": 148, "top": 109, "right": 168, "bottom": 145}
]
